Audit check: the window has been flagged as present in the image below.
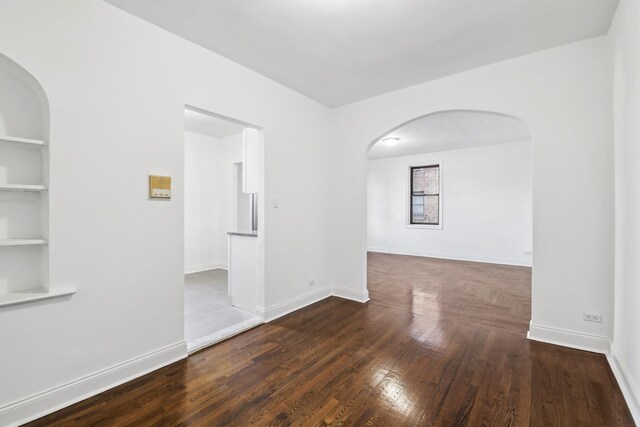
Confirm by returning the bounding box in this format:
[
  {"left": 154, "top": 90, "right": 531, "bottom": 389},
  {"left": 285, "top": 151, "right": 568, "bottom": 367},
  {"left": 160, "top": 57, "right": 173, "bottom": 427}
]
[{"left": 410, "top": 165, "right": 440, "bottom": 226}]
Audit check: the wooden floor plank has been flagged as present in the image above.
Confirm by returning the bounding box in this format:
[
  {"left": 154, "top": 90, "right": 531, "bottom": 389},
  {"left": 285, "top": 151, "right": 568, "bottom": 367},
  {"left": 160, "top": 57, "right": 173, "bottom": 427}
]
[{"left": 26, "top": 253, "right": 635, "bottom": 426}]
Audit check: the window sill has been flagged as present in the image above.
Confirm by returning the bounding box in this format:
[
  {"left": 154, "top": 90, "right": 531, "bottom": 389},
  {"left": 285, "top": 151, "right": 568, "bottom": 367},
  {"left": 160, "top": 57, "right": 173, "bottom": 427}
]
[
  {"left": 406, "top": 224, "right": 443, "bottom": 230},
  {"left": 0, "top": 287, "right": 76, "bottom": 308}
]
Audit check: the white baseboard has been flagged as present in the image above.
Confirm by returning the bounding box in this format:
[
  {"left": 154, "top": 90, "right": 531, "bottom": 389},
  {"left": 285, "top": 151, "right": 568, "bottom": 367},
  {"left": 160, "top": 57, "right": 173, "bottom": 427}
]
[
  {"left": 184, "top": 263, "right": 227, "bottom": 274},
  {"left": 608, "top": 344, "right": 640, "bottom": 424},
  {"left": 368, "top": 247, "right": 532, "bottom": 267},
  {"left": 0, "top": 341, "right": 187, "bottom": 427},
  {"left": 2, "top": 286, "right": 370, "bottom": 425},
  {"left": 188, "top": 317, "right": 263, "bottom": 354},
  {"left": 262, "top": 286, "right": 333, "bottom": 322},
  {"left": 260, "top": 286, "right": 371, "bottom": 323},
  {"left": 333, "top": 286, "right": 370, "bottom": 303},
  {"left": 527, "top": 322, "right": 610, "bottom": 355}
]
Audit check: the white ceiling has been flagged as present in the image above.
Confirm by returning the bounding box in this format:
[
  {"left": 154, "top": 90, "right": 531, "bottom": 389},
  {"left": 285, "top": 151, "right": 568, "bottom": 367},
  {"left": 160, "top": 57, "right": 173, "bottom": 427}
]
[
  {"left": 105, "top": 0, "right": 618, "bottom": 107},
  {"left": 184, "top": 108, "right": 245, "bottom": 138},
  {"left": 368, "top": 110, "right": 530, "bottom": 159}
]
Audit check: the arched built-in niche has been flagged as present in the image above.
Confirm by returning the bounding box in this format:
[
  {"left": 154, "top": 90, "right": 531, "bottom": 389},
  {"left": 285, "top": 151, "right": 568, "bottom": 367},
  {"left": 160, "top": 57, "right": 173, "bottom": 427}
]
[{"left": 0, "top": 53, "right": 68, "bottom": 306}]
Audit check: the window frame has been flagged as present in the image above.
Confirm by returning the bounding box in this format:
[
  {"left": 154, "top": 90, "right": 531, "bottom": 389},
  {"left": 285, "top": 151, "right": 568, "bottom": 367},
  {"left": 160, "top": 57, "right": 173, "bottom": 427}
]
[{"left": 406, "top": 162, "right": 443, "bottom": 229}]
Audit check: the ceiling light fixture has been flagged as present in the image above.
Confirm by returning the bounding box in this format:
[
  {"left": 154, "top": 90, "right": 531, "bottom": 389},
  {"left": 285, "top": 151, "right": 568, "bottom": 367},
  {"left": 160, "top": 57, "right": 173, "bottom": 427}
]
[{"left": 382, "top": 137, "right": 400, "bottom": 147}]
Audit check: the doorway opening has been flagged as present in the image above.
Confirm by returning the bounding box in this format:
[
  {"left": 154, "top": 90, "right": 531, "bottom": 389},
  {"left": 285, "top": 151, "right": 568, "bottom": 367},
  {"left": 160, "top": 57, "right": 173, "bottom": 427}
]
[
  {"left": 365, "top": 110, "right": 532, "bottom": 325},
  {"left": 184, "top": 106, "right": 263, "bottom": 353}
]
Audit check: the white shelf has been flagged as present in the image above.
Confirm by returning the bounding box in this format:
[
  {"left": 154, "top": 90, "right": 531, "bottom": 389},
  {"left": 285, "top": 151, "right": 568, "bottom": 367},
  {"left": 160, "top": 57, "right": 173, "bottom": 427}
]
[
  {"left": 0, "top": 184, "right": 46, "bottom": 192},
  {"left": 0, "top": 287, "right": 76, "bottom": 308},
  {"left": 0, "top": 134, "right": 46, "bottom": 147},
  {"left": 0, "top": 238, "right": 47, "bottom": 247}
]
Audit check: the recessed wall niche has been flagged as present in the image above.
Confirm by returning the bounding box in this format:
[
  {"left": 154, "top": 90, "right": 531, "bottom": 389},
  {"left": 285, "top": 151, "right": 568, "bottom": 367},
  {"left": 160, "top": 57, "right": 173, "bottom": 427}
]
[{"left": 0, "top": 53, "right": 51, "bottom": 303}]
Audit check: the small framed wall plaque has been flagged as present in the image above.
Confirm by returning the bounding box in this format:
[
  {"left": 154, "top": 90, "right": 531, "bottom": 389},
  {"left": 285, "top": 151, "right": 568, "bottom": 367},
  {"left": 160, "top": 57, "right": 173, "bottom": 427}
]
[{"left": 149, "top": 175, "right": 171, "bottom": 199}]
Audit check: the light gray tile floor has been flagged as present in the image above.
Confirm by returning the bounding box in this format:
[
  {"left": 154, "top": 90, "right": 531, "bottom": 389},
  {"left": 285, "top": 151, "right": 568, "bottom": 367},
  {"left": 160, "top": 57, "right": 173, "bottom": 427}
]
[{"left": 185, "top": 269, "right": 259, "bottom": 351}]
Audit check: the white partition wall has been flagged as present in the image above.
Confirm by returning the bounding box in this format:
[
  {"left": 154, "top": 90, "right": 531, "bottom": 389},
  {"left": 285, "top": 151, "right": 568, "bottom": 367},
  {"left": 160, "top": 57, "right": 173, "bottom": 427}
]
[
  {"left": 242, "top": 128, "right": 260, "bottom": 194},
  {"left": 0, "top": 3, "right": 331, "bottom": 424}
]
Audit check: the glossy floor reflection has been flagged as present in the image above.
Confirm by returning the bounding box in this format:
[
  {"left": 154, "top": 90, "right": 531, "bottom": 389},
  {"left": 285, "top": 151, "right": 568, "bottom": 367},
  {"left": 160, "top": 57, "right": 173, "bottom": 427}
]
[{"left": 27, "top": 253, "right": 634, "bottom": 426}]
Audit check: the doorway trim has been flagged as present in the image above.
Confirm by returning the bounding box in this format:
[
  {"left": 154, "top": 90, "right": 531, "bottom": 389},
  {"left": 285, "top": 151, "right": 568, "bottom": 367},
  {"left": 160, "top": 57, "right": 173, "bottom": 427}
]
[{"left": 183, "top": 104, "right": 266, "bottom": 354}]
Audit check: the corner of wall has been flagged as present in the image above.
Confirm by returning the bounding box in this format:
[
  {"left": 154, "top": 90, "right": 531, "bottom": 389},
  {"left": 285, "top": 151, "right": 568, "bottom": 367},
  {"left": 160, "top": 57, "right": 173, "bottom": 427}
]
[
  {"left": 261, "top": 285, "right": 369, "bottom": 323},
  {"left": 332, "top": 286, "right": 370, "bottom": 303},
  {"left": 527, "top": 321, "right": 611, "bottom": 355},
  {"left": 262, "top": 286, "right": 333, "bottom": 322},
  {"left": 608, "top": 343, "right": 640, "bottom": 424}
]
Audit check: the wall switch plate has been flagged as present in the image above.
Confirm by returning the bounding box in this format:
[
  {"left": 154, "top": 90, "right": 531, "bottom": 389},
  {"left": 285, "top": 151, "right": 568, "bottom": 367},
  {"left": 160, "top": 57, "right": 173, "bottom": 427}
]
[{"left": 583, "top": 312, "right": 602, "bottom": 323}]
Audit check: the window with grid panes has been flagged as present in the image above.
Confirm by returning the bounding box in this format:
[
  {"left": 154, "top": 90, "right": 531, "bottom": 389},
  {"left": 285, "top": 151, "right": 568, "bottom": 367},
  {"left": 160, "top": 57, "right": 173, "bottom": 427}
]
[{"left": 410, "top": 165, "right": 440, "bottom": 225}]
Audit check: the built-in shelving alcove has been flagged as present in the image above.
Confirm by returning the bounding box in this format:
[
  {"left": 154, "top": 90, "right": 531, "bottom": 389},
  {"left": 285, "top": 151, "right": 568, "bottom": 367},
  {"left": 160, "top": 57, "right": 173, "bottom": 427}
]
[{"left": 0, "top": 53, "right": 74, "bottom": 307}]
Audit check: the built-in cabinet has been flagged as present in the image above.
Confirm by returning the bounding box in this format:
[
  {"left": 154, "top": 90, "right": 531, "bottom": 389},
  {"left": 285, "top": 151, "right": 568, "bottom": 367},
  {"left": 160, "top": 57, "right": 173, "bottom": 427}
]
[
  {"left": 226, "top": 128, "right": 261, "bottom": 314},
  {"left": 228, "top": 232, "right": 258, "bottom": 313}
]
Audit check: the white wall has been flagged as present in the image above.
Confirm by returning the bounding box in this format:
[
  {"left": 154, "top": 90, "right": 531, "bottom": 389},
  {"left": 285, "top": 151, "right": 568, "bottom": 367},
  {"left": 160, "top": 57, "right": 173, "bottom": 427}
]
[
  {"left": 218, "top": 133, "right": 251, "bottom": 234},
  {"left": 0, "top": 1, "right": 332, "bottom": 424},
  {"left": 610, "top": 0, "right": 640, "bottom": 421},
  {"left": 368, "top": 141, "right": 532, "bottom": 266},
  {"left": 330, "top": 36, "right": 614, "bottom": 350},
  {"left": 219, "top": 133, "right": 247, "bottom": 262},
  {"left": 184, "top": 131, "right": 223, "bottom": 273},
  {"left": 184, "top": 130, "right": 246, "bottom": 273},
  {"left": 235, "top": 164, "right": 252, "bottom": 231}
]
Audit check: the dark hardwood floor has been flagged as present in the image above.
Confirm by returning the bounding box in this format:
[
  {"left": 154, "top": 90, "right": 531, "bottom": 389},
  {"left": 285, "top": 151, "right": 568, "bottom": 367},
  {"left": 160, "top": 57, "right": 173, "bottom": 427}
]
[{"left": 27, "top": 253, "right": 634, "bottom": 426}]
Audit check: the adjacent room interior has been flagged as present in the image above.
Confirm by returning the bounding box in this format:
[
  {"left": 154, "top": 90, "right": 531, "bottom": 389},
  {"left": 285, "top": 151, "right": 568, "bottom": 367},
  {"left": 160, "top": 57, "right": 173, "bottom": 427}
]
[
  {"left": 183, "top": 107, "right": 262, "bottom": 353},
  {"left": 366, "top": 109, "right": 534, "bottom": 342},
  {"left": 367, "top": 110, "right": 532, "bottom": 266}
]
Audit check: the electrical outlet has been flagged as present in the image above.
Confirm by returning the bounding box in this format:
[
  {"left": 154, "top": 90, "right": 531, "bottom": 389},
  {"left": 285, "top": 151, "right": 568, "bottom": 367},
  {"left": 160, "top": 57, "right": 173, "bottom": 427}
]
[
  {"left": 583, "top": 312, "right": 602, "bottom": 323},
  {"left": 308, "top": 280, "right": 316, "bottom": 287}
]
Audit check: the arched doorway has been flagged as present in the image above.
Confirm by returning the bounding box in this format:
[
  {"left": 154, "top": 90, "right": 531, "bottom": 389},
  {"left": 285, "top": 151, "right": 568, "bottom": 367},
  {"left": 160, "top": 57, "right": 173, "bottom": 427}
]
[{"left": 364, "top": 109, "right": 532, "bottom": 321}]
